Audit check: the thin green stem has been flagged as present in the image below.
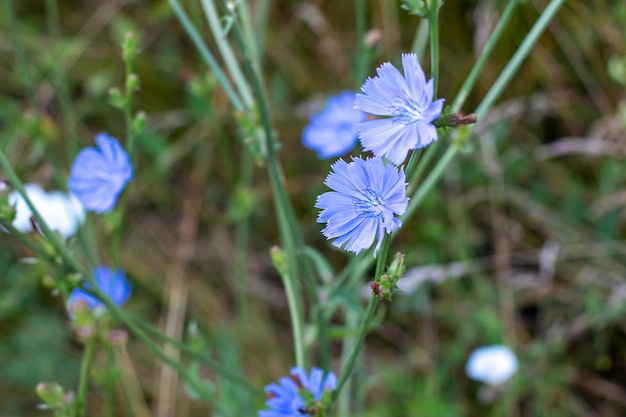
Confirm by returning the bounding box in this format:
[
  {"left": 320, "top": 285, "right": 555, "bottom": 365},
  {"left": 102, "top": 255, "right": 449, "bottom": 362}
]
[
  {"left": 337, "top": 310, "right": 358, "bottom": 417},
  {"left": 168, "top": 0, "right": 244, "bottom": 111},
  {"left": 252, "top": 0, "right": 270, "bottom": 65},
  {"left": 238, "top": 0, "right": 261, "bottom": 68},
  {"left": 428, "top": 0, "right": 441, "bottom": 97},
  {"left": 333, "top": 236, "right": 390, "bottom": 399},
  {"left": 333, "top": 296, "right": 379, "bottom": 399},
  {"left": 103, "top": 347, "right": 115, "bottom": 417},
  {"left": 475, "top": 0, "right": 566, "bottom": 119},
  {"left": 451, "top": 0, "right": 522, "bottom": 113},
  {"left": 403, "top": 145, "right": 457, "bottom": 222},
  {"left": 0, "top": 220, "right": 50, "bottom": 260},
  {"left": 274, "top": 249, "right": 306, "bottom": 368},
  {"left": 201, "top": 0, "right": 254, "bottom": 107},
  {"left": 86, "top": 285, "right": 228, "bottom": 410},
  {"left": 410, "top": 18, "right": 429, "bottom": 60},
  {"left": 226, "top": 14, "right": 311, "bottom": 367},
  {"left": 0, "top": 147, "right": 90, "bottom": 278},
  {"left": 111, "top": 55, "right": 136, "bottom": 271},
  {"left": 75, "top": 337, "right": 97, "bottom": 417}
]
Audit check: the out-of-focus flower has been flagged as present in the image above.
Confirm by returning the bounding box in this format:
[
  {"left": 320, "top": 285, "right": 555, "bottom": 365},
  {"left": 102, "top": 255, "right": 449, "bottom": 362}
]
[
  {"left": 67, "top": 266, "right": 131, "bottom": 314},
  {"left": 302, "top": 91, "right": 366, "bottom": 159},
  {"left": 355, "top": 53, "right": 444, "bottom": 165},
  {"left": 316, "top": 157, "right": 408, "bottom": 255},
  {"left": 259, "top": 367, "right": 337, "bottom": 417},
  {"left": 68, "top": 133, "right": 133, "bottom": 213},
  {"left": 7, "top": 183, "right": 85, "bottom": 238},
  {"left": 465, "top": 345, "right": 519, "bottom": 386}
]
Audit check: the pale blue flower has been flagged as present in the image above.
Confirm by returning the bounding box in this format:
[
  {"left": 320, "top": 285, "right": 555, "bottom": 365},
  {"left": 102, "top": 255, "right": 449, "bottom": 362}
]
[
  {"left": 355, "top": 53, "right": 444, "bottom": 165},
  {"left": 302, "top": 91, "right": 366, "bottom": 159},
  {"left": 259, "top": 367, "right": 337, "bottom": 417},
  {"left": 68, "top": 266, "right": 131, "bottom": 313},
  {"left": 316, "top": 157, "right": 408, "bottom": 255},
  {"left": 465, "top": 345, "right": 519, "bottom": 386},
  {"left": 68, "top": 133, "right": 133, "bottom": 213}
]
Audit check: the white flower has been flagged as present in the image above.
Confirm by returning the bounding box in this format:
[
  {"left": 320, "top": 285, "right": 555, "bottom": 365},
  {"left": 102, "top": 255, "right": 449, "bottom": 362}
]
[
  {"left": 8, "top": 183, "right": 86, "bottom": 238},
  {"left": 465, "top": 345, "right": 519, "bottom": 386}
]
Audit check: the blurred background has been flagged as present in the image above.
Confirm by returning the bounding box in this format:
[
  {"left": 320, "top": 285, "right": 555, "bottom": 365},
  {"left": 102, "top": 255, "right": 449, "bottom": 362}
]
[{"left": 1, "top": 0, "right": 626, "bottom": 416}]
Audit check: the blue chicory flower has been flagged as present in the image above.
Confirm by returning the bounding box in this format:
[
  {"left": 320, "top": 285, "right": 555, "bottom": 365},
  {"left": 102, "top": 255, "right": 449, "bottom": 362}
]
[
  {"left": 68, "top": 133, "right": 133, "bottom": 213},
  {"left": 316, "top": 157, "right": 408, "bottom": 255},
  {"left": 355, "top": 53, "right": 445, "bottom": 165},
  {"left": 259, "top": 367, "right": 337, "bottom": 417},
  {"left": 465, "top": 345, "right": 519, "bottom": 386},
  {"left": 67, "top": 266, "right": 131, "bottom": 313},
  {"left": 302, "top": 91, "right": 366, "bottom": 159}
]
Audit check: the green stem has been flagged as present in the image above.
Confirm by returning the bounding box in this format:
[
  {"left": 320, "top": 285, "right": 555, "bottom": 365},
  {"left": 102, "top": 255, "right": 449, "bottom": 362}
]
[
  {"left": 103, "top": 347, "right": 115, "bottom": 417},
  {"left": 475, "top": 0, "right": 566, "bottom": 119},
  {"left": 111, "top": 57, "right": 135, "bottom": 271},
  {"left": 337, "top": 310, "right": 358, "bottom": 417},
  {"left": 428, "top": 0, "right": 441, "bottom": 98},
  {"left": 86, "top": 285, "right": 228, "bottom": 410},
  {"left": 0, "top": 220, "right": 51, "bottom": 260},
  {"left": 333, "top": 235, "right": 390, "bottom": 398},
  {"left": 333, "top": 296, "right": 379, "bottom": 399},
  {"left": 75, "top": 337, "right": 97, "bottom": 417},
  {"left": 450, "top": 0, "right": 522, "bottom": 113},
  {"left": 168, "top": 0, "right": 244, "bottom": 111},
  {"left": 274, "top": 249, "right": 306, "bottom": 369},
  {"left": 227, "top": 14, "right": 310, "bottom": 367},
  {"left": 0, "top": 147, "right": 90, "bottom": 278},
  {"left": 403, "top": 145, "right": 457, "bottom": 221},
  {"left": 200, "top": 0, "right": 255, "bottom": 107},
  {"left": 410, "top": 18, "right": 429, "bottom": 60}
]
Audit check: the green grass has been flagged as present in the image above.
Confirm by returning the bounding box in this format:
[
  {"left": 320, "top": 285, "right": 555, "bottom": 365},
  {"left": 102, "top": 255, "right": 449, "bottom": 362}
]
[{"left": 1, "top": 1, "right": 626, "bottom": 416}]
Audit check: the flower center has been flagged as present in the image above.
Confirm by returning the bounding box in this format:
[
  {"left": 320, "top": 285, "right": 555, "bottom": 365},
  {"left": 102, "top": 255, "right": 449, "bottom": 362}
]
[
  {"left": 354, "top": 189, "right": 386, "bottom": 218},
  {"left": 389, "top": 97, "right": 424, "bottom": 125}
]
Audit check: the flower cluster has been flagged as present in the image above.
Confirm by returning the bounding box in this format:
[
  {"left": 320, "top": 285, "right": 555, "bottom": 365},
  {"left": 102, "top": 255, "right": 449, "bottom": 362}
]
[
  {"left": 260, "top": 367, "right": 337, "bottom": 417},
  {"left": 314, "top": 54, "right": 442, "bottom": 255}
]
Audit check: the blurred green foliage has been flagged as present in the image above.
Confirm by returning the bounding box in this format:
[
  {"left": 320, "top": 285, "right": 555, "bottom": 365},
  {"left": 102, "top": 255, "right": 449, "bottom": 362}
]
[{"left": 1, "top": 0, "right": 626, "bottom": 416}]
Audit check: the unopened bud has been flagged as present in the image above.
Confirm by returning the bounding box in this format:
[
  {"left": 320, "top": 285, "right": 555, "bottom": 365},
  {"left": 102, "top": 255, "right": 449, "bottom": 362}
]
[
  {"left": 109, "top": 87, "right": 125, "bottom": 109},
  {"left": 36, "top": 382, "right": 66, "bottom": 408},
  {"left": 131, "top": 111, "right": 146, "bottom": 135},
  {"left": 122, "top": 32, "right": 138, "bottom": 62},
  {"left": 364, "top": 29, "right": 382, "bottom": 49},
  {"left": 107, "top": 329, "right": 129, "bottom": 346},
  {"left": 126, "top": 74, "right": 140, "bottom": 91}
]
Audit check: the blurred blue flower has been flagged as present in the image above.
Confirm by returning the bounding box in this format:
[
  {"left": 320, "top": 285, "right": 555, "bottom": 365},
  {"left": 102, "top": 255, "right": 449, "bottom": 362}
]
[
  {"left": 302, "top": 91, "right": 366, "bottom": 159},
  {"left": 68, "top": 266, "right": 131, "bottom": 314},
  {"left": 355, "top": 53, "right": 445, "bottom": 165},
  {"left": 259, "top": 367, "right": 337, "bottom": 417},
  {"left": 465, "top": 345, "right": 519, "bottom": 386},
  {"left": 68, "top": 133, "right": 133, "bottom": 213},
  {"left": 316, "top": 157, "right": 408, "bottom": 255}
]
